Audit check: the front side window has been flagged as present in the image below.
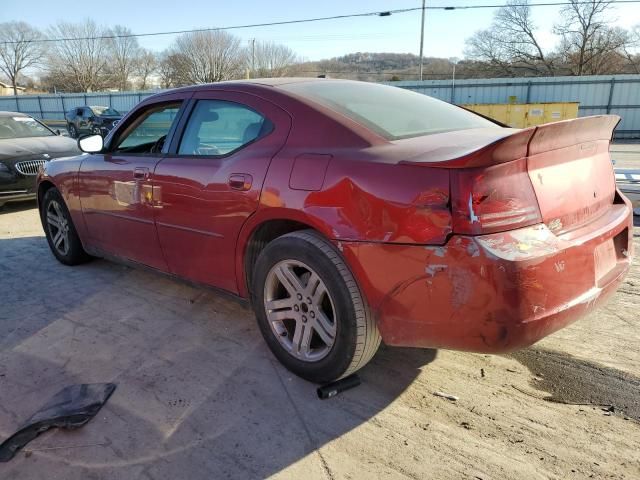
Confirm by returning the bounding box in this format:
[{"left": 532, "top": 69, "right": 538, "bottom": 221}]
[
  {"left": 113, "top": 103, "right": 181, "bottom": 154},
  {"left": 178, "top": 100, "right": 270, "bottom": 156},
  {"left": 0, "top": 115, "right": 53, "bottom": 139}
]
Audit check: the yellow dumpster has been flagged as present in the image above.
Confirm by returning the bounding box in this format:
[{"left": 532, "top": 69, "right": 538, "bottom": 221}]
[{"left": 462, "top": 102, "right": 579, "bottom": 128}]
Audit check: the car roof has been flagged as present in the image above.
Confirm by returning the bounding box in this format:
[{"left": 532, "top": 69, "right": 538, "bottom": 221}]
[
  {"left": 0, "top": 111, "right": 29, "bottom": 118},
  {"left": 166, "top": 77, "right": 348, "bottom": 95}
]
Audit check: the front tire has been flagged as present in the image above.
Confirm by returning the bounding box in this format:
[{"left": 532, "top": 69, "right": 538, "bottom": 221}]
[
  {"left": 252, "top": 230, "right": 381, "bottom": 383},
  {"left": 68, "top": 124, "right": 77, "bottom": 138},
  {"left": 41, "top": 188, "right": 90, "bottom": 265}
]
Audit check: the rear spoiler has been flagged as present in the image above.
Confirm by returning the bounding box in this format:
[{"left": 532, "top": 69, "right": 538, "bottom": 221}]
[{"left": 401, "top": 115, "right": 621, "bottom": 169}]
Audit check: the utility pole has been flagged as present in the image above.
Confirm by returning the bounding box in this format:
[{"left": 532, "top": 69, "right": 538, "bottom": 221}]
[
  {"left": 251, "top": 38, "right": 256, "bottom": 79},
  {"left": 419, "top": 0, "right": 425, "bottom": 81},
  {"left": 449, "top": 57, "right": 459, "bottom": 103}
]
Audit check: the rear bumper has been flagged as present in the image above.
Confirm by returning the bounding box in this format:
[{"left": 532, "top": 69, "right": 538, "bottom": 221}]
[{"left": 340, "top": 200, "right": 633, "bottom": 353}]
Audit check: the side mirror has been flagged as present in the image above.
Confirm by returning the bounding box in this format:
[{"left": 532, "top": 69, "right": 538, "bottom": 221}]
[{"left": 78, "top": 134, "right": 104, "bottom": 153}]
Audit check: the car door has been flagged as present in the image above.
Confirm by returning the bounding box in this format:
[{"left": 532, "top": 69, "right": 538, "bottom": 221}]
[
  {"left": 79, "top": 95, "right": 188, "bottom": 270},
  {"left": 79, "top": 108, "right": 92, "bottom": 135},
  {"left": 152, "top": 90, "right": 292, "bottom": 293},
  {"left": 72, "top": 108, "right": 83, "bottom": 133}
]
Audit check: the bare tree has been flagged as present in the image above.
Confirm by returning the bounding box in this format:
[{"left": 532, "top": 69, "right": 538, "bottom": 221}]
[
  {"left": 622, "top": 24, "right": 640, "bottom": 73},
  {"left": 108, "top": 25, "right": 140, "bottom": 90},
  {"left": 172, "top": 31, "right": 244, "bottom": 84},
  {"left": 250, "top": 41, "right": 298, "bottom": 77},
  {"left": 135, "top": 49, "right": 157, "bottom": 90},
  {"left": 554, "top": 0, "right": 626, "bottom": 75},
  {"left": 47, "top": 20, "right": 110, "bottom": 92},
  {"left": 158, "top": 51, "right": 190, "bottom": 88},
  {"left": 495, "top": 1, "right": 555, "bottom": 74},
  {"left": 465, "top": 29, "right": 518, "bottom": 76},
  {"left": 465, "top": 1, "right": 554, "bottom": 76},
  {"left": 0, "top": 22, "right": 45, "bottom": 95}
]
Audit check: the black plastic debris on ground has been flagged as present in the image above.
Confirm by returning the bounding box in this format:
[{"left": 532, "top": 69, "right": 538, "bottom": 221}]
[
  {"left": 0, "top": 383, "right": 116, "bottom": 462},
  {"left": 317, "top": 374, "right": 361, "bottom": 399}
]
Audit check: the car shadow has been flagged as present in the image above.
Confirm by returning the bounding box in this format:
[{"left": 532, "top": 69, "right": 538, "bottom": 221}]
[
  {"left": 0, "top": 235, "right": 437, "bottom": 478},
  {"left": 0, "top": 200, "right": 37, "bottom": 215}
]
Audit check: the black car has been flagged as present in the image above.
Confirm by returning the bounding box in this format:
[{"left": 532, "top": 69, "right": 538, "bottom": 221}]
[
  {"left": 65, "top": 105, "right": 122, "bottom": 138},
  {"left": 0, "top": 112, "right": 79, "bottom": 208}
]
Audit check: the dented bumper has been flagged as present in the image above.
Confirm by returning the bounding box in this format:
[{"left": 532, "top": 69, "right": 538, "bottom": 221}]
[{"left": 340, "top": 202, "right": 633, "bottom": 353}]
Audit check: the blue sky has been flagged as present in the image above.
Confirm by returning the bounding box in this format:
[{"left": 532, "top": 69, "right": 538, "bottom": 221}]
[{"left": 2, "top": 1, "right": 639, "bottom": 60}]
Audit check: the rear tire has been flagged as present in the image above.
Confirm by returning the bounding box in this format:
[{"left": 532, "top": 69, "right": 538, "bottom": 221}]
[
  {"left": 41, "top": 188, "right": 90, "bottom": 266},
  {"left": 252, "top": 230, "right": 381, "bottom": 383}
]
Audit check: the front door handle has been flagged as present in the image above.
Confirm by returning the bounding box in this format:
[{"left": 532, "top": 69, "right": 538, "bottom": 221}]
[
  {"left": 133, "top": 167, "right": 149, "bottom": 180},
  {"left": 228, "top": 174, "right": 252, "bottom": 191}
]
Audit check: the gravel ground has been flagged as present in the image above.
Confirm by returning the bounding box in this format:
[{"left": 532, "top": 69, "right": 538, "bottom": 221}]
[
  {"left": 611, "top": 144, "right": 640, "bottom": 169},
  {"left": 0, "top": 175, "right": 639, "bottom": 479}
]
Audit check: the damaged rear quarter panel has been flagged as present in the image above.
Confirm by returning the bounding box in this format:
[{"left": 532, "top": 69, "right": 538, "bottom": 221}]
[{"left": 303, "top": 158, "right": 452, "bottom": 244}]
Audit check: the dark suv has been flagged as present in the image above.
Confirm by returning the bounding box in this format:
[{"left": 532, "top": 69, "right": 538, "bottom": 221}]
[{"left": 65, "top": 106, "right": 122, "bottom": 138}]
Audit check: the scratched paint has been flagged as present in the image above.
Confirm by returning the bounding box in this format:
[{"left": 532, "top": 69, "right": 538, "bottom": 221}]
[
  {"left": 425, "top": 264, "right": 448, "bottom": 278},
  {"left": 449, "top": 267, "right": 474, "bottom": 308},
  {"left": 466, "top": 241, "right": 480, "bottom": 258},
  {"left": 468, "top": 193, "right": 479, "bottom": 223},
  {"left": 425, "top": 246, "right": 446, "bottom": 257}
]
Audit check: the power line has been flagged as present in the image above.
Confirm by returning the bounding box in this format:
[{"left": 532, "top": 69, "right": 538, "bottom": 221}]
[
  {"left": 1, "top": 1, "right": 640, "bottom": 45},
  {"left": 296, "top": 70, "right": 471, "bottom": 77}
]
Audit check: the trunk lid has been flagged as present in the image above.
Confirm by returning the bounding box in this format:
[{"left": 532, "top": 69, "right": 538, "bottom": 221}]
[{"left": 526, "top": 116, "right": 619, "bottom": 234}]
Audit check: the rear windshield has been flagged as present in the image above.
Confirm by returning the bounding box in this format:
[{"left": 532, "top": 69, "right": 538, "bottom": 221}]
[
  {"left": 281, "top": 81, "right": 498, "bottom": 140},
  {"left": 91, "top": 106, "right": 120, "bottom": 116}
]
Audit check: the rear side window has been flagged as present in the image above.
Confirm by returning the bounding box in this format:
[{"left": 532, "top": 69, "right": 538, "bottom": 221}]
[
  {"left": 178, "top": 100, "right": 270, "bottom": 156},
  {"left": 281, "top": 81, "right": 498, "bottom": 140}
]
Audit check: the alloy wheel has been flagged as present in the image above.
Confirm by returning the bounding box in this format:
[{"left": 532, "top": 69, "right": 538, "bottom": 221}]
[
  {"left": 263, "top": 259, "right": 337, "bottom": 362},
  {"left": 46, "top": 200, "right": 70, "bottom": 256}
]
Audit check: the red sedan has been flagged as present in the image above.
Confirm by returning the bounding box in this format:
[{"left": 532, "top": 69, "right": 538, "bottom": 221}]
[{"left": 37, "top": 79, "right": 634, "bottom": 383}]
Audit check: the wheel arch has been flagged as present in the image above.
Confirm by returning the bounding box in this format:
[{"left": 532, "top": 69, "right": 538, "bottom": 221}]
[
  {"left": 236, "top": 209, "right": 337, "bottom": 299},
  {"left": 37, "top": 179, "right": 57, "bottom": 210}
]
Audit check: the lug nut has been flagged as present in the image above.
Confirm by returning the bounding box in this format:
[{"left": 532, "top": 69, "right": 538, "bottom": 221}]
[
  {"left": 306, "top": 297, "right": 312, "bottom": 304},
  {"left": 293, "top": 305, "right": 299, "bottom": 312},
  {"left": 302, "top": 315, "right": 307, "bottom": 323},
  {"left": 310, "top": 311, "right": 315, "bottom": 318},
  {"left": 297, "top": 293, "right": 303, "bottom": 301}
]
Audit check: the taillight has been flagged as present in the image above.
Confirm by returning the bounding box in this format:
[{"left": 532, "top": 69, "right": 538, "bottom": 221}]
[{"left": 450, "top": 158, "right": 542, "bottom": 235}]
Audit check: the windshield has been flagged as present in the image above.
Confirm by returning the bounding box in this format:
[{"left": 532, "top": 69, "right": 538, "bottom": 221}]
[
  {"left": 281, "top": 81, "right": 499, "bottom": 140},
  {"left": 91, "top": 106, "right": 121, "bottom": 116},
  {"left": 0, "top": 115, "right": 54, "bottom": 139}
]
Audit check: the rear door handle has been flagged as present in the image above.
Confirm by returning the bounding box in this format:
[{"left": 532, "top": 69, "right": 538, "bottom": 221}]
[
  {"left": 133, "top": 167, "right": 149, "bottom": 180},
  {"left": 228, "top": 174, "right": 252, "bottom": 191}
]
